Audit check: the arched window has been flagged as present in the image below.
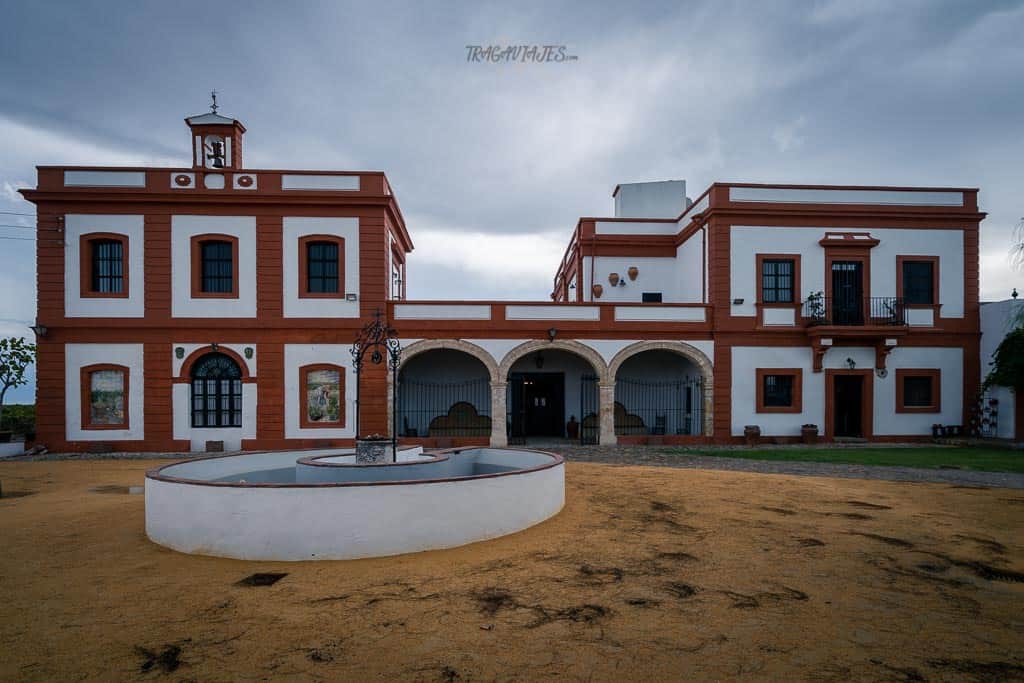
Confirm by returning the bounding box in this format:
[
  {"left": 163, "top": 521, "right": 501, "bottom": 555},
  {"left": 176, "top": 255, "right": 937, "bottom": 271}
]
[{"left": 190, "top": 353, "right": 243, "bottom": 428}]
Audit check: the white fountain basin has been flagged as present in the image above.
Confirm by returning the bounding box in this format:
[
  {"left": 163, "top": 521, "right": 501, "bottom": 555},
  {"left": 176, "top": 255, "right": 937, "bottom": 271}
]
[{"left": 145, "top": 446, "right": 565, "bottom": 561}]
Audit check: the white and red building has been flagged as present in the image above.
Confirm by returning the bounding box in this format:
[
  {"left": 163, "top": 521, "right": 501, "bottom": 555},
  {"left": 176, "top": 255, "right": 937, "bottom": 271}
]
[{"left": 22, "top": 111, "right": 986, "bottom": 451}]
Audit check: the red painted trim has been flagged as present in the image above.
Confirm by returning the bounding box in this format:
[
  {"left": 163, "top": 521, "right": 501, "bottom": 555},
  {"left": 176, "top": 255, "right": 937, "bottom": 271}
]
[
  {"left": 80, "top": 363, "right": 129, "bottom": 430},
  {"left": 297, "top": 234, "right": 346, "bottom": 299},
  {"left": 895, "top": 368, "right": 941, "bottom": 413},
  {"left": 896, "top": 255, "right": 940, "bottom": 308},
  {"left": 190, "top": 234, "right": 240, "bottom": 299},
  {"left": 79, "top": 233, "right": 129, "bottom": 298},
  {"left": 176, "top": 345, "right": 253, "bottom": 383},
  {"left": 756, "top": 368, "right": 803, "bottom": 413},
  {"left": 298, "top": 363, "right": 346, "bottom": 428}
]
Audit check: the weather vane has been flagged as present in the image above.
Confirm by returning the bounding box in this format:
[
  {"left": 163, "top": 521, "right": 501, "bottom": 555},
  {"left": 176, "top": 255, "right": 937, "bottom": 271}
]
[{"left": 210, "top": 89, "right": 218, "bottom": 114}]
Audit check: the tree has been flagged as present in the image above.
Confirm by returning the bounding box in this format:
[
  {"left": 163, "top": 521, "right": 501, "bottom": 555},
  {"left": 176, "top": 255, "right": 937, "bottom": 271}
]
[
  {"left": 983, "top": 327, "right": 1024, "bottom": 391},
  {"left": 0, "top": 337, "right": 36, "bottom": 430}
]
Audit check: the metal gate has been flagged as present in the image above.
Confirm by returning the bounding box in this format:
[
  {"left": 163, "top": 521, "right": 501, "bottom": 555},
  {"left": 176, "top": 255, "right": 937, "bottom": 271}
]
[
  {"left": 395, "top": 378, "right": 490, "bottom": 438},
  {"left": 614, "top": 376, "right": 703, "bottom": 436}
]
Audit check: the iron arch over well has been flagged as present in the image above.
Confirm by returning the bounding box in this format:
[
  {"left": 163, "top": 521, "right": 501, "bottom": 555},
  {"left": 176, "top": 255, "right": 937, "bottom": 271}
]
[{"left": 607, "top": 341, "right": 714, "bottom": 437}]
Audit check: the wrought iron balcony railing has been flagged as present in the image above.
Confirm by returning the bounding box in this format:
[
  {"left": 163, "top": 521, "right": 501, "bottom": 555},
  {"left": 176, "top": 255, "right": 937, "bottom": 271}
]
[{"left": 803, "top": 296, "right": 906, "bottom": 327}]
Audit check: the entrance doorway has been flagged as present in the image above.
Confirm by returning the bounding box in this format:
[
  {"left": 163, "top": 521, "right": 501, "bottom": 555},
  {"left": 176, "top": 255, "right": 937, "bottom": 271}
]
[
  {"left": 833, "top": 375, "right": 863, "bottom": 437},
  {"left": 509, "top": 373, "right": 565, "bottom": 438},
  {"left": 827, "top": 370, "right": 873, "bottom": 439}
]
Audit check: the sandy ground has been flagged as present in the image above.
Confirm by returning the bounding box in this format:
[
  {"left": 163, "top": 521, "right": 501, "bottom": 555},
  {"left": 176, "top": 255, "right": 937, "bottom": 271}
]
[{"left": 1, "top": 461, "right": 1022, "bottom": 682}]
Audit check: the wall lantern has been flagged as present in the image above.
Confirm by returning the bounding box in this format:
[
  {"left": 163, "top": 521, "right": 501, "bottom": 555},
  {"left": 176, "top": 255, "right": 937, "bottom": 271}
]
[
  {"left": 608, "top": 273, "right": 620, "bottom": 287},
  {"left": 627, "top": 266, "right": 639, "bottom": 281},
  {"left": 211, "top": 342, "right": 220, "bottom": 352},
  {"left": 535, "top": 352, "right": 545, "bottom": 369},
  {"left": 547, "top": 327, "right": 558, "bottom": 342},
  {"left": 845, "top": 357, "right": 856, "bottom": 369},
  {"left": 29, "top": 324, "right": 47, "bottom": 337}
]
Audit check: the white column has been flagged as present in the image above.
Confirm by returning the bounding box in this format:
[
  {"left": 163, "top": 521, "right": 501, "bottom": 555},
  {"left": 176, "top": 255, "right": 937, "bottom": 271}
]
[
  {"left": 490, "top": 381, "right": 508, "bottom": 447},
  {"left": 598, "top": 382, "right": 617, "bottom": 446}
]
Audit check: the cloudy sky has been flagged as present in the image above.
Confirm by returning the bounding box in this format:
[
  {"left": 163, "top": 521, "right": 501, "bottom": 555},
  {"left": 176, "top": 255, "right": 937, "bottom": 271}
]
[{"left": 1, "top": 0, "right": 1022, "bottom": 401}]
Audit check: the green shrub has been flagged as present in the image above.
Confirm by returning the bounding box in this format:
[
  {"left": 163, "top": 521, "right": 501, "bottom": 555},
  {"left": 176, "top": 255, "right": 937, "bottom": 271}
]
[{"left": 0, "top": 404, "right": 35, "bottom": 435}]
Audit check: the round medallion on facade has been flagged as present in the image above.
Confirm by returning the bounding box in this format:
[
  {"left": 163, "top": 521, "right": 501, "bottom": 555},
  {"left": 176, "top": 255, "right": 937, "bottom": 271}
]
[
  {"left": 237, "top": 175, "right": 254, "bottom": 187},
  {"left": 174, "top": 174, "right": 192, "bottom": 187}
]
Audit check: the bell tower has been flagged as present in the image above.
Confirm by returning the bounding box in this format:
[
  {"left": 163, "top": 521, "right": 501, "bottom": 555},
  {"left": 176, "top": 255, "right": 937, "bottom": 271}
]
[{"left": 185, "top": 91, "right": 246, "bottom": 170}]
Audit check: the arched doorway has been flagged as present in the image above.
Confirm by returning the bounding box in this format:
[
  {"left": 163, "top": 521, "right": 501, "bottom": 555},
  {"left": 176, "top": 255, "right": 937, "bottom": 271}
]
[
  {"left": 608, "top": 341, "right": 714, "bottom": 438},
  {"left": 396, "top": 347, "right": 495, "bottom": 442},
  {"left": 499, "top": 340, "right": 608, "bottom": 444},
  {"left": 190, "top": 352, "right": 243, "bottom": 428}
]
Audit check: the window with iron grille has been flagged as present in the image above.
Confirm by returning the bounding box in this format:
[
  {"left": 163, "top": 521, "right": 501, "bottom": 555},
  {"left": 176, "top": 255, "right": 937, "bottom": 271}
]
[
  {"left": 762, "top": 374, "right": 794, "bottom": 407},
  {"left": 91, "top": 240, "right": 124, "bottom": 293},
  {"left": 761, "top": 259, "right": 795, "bottom": 303},
  {"left": 902, "top": 376, "right": 933, "bottom": 407},
  {"left": 902, "top": 260, "right": 934, "bottom": 305},
  {"left": 190, "top": 353, "right": 243, "bottom": 428},
  {"left": 307, "top": 241, "right": 340, "bottom": 293},
  {"left": 200, "top": 241, "right": 234, "bottom": 293}
]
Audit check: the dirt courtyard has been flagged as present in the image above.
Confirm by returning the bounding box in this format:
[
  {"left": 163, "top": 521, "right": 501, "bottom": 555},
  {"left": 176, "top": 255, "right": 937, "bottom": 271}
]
[{"left": 1, "top": 460, "right": 1022, "bottom": 681}]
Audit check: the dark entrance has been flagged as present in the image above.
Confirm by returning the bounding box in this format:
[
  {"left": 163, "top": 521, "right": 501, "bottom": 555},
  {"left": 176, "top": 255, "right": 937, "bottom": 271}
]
[
  {"left": 509, "top": 372, "right": 565, "bottom": 438},
  {"left": 831, "top": 260, "right": 864, "bottom": 325},
  {"left": 833, "top": 374, "right": 864, "bottom": 437}
]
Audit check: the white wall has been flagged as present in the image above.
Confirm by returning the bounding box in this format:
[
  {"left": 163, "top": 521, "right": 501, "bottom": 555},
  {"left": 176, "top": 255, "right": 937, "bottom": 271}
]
[
  {"left": 282, "top": 217, "right": 361, "bottom": 318},
  {"left": 730, "top": 345, "right": 963, "bottom": 436},
  {"left": 729, "top": 187, "right": 964, "bottom": 206},
  {"left": 65, "top": 343, "right": 145, "bottom": 441},
  {"left": 613, "top": 180, "right": 687, "bottom": 218},
  {"left": 171, "top": 343, "right": 257, "bottom": 378},
  {"left": 729, "top": 226, "right": 965, "bottom": 318},
  {"left": 675, "top": 233, "right": 705, "bottom": 303},
  {"left": 64, "top": 215, "right": 146, "bottom": 317},
  {"left": 980, "top": 299, "right": 1023, "bottom": 439},
  {"left": 283, "top": 344, "right": 356, "bottom": 440},
  {"left": 589, "top": 257, "right": 680, "bottom": 302},
  {"left": 171, "top": 215, "right": 257, "bottom": 318}
]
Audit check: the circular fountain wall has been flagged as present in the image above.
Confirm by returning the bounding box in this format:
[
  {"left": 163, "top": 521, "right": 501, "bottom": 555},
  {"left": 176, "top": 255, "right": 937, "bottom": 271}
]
[{"left": 145, "top": 446, "right": 564, "bottom": 561}]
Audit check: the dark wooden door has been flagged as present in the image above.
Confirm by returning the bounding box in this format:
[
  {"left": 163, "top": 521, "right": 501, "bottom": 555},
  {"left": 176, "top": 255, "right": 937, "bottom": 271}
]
[
  {"left": 831, "top": 261, "right": 864, "bottom": 325},
  {"left": 833, "top": 375, "right": 864, "bottom": 437},
  {"left": 519, "top": 372, "right": 565, "bottom": 437}
]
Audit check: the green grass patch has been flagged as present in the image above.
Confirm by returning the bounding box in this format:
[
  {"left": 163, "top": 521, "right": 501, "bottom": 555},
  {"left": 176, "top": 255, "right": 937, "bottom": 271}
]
[{"left": 659, "top": 447, "right": 1024, "bottom": 473}]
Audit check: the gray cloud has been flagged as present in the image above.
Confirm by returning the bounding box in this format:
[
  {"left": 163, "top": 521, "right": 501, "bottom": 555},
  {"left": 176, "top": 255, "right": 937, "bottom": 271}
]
[{"left": 1, "top": 0, "right": 1022, "bottom": 401}]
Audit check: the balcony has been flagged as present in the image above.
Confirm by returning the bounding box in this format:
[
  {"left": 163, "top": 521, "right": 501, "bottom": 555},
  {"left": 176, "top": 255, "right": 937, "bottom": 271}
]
[{"left": 804, "top": 297, "right": 906, "bottom": 327}]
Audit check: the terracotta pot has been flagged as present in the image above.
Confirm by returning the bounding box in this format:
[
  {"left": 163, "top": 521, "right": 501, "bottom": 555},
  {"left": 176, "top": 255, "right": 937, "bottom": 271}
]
[
  {"left": 566, "top": 417, "right": 579, "bottom": 440},
  {"left": 608, "top": 272, "right": 620, "bottom": 287},
  {"left": 800, "top": 425, "right": 819, "bottom": 444},
  {"left": 627, "top": 266, "right": 639, "bottom": 281},
  {"left": 592, "top": 284, "right": 604, "bottom": 298}
]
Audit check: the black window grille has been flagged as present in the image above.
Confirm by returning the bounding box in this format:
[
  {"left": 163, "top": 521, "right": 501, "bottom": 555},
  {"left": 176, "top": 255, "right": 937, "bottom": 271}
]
[
  {"left": 307, "top": 242, "right": 340, "bottom": 293},
  {"left": 91, "top": 240, "right": 124, "bottom": 293},
  {"left": 763, "top": 374, "right": 794, "bottom": 407},
  {"left": 200, "top": 241, "right": 234, "bottom": 293},
  {"left": 761, "top": 259, "right": 795, "bottom": 303},
  {"left": 190, "top": 353, "right": 243, "bottom": 427},
  {"left": 903, "top": 376, "right": 933, "bottom": 407},
  {"left": 902, "top": 261, "right": 934, "bottom": 305},
  {"left": 641, "top": 292, "right": 663, "bottom": 303}
]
